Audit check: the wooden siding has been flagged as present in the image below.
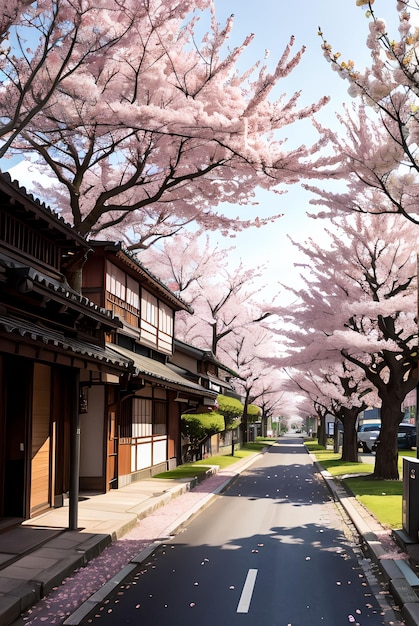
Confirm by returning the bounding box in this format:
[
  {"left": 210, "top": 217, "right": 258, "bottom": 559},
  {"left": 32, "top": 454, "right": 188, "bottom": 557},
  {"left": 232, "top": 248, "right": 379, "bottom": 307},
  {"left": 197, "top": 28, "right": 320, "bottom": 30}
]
[
  {"left": 0, "top": 209, "right": 59, "bottom": 269},
  {"left": 118, "top": 441, "right": 131, "bottom": 477},
  {"left": 30, "top": 364, "right": 51, "bottom": 516}
]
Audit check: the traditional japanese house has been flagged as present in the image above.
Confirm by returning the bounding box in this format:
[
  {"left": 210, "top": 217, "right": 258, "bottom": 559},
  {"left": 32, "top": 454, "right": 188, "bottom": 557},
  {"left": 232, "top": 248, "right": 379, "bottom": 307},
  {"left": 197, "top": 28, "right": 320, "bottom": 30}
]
[
  {"left": 0, "top": 173, "right": 131, "bottom": 528},
  {"left": 169, "top": 339, "right": 238, "bottom": 399},
  {"left": 168, "top": 339, "right": 241, "bottom": 458},
  {"left": 80, "top": 242, "right": 217, "bottom": 488}
]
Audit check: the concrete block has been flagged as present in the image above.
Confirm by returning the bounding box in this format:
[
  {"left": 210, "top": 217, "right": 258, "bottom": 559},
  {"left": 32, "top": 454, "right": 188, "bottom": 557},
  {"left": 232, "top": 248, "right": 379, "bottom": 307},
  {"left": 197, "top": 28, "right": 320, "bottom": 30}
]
[
  {"left": 402, "top": 602, "right": 419, "bottom": 626},
  {"left": 380, "top": 559, "right": 408, "bottom": 583},
  {"left": 390, "top": 578, "right": 419, "bottom": 606},
  {"left": 37, "top": 554, "right": 86, "bottom": 596},
  {"left": 395, "top": 559, "right": 419, "bottom": 586},
  {"left": 63, "top": 598, "right": 98, "bottom": 625},
  {"left": 15, "top": 581, "right": 42, "bottom": 613},
  {"left": 63, "top": 564, "right": 138, "bottom": 626},
  {"left": 0, "top": 594, "right": 22, "bottom": 625}
]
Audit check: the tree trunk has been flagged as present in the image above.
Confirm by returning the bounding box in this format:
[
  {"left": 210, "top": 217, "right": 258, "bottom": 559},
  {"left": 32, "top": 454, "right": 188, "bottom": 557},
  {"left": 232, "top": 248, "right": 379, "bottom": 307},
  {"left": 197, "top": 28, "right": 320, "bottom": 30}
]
[
  {"left": 318, "top": 415, "right": 326, "bottom": 447},
  {"left": 343, "top": 347, "right": 417, "bottom": 479},
  {"left": 340, "top": 406, "right": 363, "bottom": 463},
  {"left": 240, "top": 390, "right": 250, "bottom": 444},
  {"left": 374, "top": 400, "right": 402, "bottom": 480},
  {"left": 65, "top": 251, "right": 88, "bottom": 293},
  {"left": 261, "top": 414, "right": 268, "bottom": 437},
  {"left": 341, "top": 422, "right": 359, "bottom": 462},
  {"left": 333, "top": 418, "right": 340, "bottom": 453}
]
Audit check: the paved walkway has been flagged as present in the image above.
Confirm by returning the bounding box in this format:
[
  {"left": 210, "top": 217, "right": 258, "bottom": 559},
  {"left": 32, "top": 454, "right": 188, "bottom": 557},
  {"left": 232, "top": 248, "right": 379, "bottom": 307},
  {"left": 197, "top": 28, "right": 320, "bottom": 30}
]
[
  {"left": 3, "top": 455, "right": 258, "bottom": 626},
  {"left": 0, "top": 442, "right": 417, "bottom": 626}
]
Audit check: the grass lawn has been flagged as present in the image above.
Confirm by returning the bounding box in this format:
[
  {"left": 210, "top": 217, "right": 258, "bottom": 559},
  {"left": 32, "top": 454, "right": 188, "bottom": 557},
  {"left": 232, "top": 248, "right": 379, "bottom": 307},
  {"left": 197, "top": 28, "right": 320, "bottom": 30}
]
[
  {"left": 305, "top": 439, "right": 417, "bottom": 529},
  {"left": 153, "top": 438, "right": 276, "bottom": 480},
  {"left": 345, "top": 476, "right": 403, "bottom": 529}
]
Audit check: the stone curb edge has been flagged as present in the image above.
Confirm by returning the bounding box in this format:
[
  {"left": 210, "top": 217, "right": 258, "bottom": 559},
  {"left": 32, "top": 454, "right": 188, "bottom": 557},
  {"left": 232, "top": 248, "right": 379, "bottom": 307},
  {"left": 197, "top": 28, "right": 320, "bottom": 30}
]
[{"left": 308, "top": 451, "right": 419, "bottom": 626}]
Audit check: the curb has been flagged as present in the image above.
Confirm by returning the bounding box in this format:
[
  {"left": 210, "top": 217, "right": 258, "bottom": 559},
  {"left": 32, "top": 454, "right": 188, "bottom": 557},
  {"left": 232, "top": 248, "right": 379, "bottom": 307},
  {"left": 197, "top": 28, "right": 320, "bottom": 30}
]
[{"left": 309, "top": 453, "right": 419, "bottom": 626}]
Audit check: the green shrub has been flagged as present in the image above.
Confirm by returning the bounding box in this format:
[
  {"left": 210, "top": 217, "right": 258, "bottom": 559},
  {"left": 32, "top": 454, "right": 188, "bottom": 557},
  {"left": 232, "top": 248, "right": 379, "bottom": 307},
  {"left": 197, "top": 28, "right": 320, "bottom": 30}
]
[
  {"left": 216, "top": 394, "right": 243, "bottom": 429},
  {"left": 248, "top": 403, "right": 262, "bottom": 423},
  {"left": 181, "top": 411, "right": 225, "bottom": 455}
]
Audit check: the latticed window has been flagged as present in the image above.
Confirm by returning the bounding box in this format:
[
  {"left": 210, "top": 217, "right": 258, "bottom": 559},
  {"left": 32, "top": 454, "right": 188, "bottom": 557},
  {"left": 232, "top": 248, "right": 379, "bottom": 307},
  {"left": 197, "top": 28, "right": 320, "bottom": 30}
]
[
  {"left": 154, "top": 401, "right": 167, "bottom": 435},
  {"left": 126, "top": 275, "right": 139, "bottom": 310},
  {"left": 119, "top": 399, "right": 132, "bottom": 440},
  {"left": 158, "top": 302, "right": 173, "bottom": 335},
  {"left": 106, "top": 261, "right": 126, "bottom": 299},
  {"left": 105, "top": 262, "right": 140, "bottom": 325},
  {"left": 119, "top": 397, "right": 167, "bottom": 438},
  {"left": 142, "top": 290, "right": 157, "bottom": 325},
  {"left": 132, "top": 398, "right": 153, "bottom": 437}
]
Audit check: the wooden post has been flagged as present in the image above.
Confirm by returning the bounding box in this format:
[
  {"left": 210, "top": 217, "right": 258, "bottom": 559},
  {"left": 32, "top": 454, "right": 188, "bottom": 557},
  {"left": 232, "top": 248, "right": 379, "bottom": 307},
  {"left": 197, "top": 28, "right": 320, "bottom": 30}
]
[{"left": 69, "top": 372, "right": 80, "bottom": 530}]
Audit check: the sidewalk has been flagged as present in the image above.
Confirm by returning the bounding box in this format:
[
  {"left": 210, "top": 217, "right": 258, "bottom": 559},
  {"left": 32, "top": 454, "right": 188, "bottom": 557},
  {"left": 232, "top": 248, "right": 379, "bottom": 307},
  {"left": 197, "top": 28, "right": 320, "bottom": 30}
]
[
  {"left": 1, "top": 454, "right": 259, "bottom": 626},
  {"left": 0, "top": 443, "right": 418, "bottom": 626}
]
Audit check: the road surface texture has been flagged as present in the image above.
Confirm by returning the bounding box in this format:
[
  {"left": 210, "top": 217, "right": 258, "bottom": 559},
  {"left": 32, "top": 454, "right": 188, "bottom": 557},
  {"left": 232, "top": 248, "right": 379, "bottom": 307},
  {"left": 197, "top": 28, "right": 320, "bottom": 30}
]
[{"left": 79, "top": 438, "right": 403, "bottom": 626}]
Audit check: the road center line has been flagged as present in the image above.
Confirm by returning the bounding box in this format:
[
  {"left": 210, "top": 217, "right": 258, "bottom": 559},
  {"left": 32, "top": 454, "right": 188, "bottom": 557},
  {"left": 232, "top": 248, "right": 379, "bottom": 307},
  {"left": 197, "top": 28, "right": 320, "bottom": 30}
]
[{"left": 237, "top": 568, "right": 258, "bottom": 613}]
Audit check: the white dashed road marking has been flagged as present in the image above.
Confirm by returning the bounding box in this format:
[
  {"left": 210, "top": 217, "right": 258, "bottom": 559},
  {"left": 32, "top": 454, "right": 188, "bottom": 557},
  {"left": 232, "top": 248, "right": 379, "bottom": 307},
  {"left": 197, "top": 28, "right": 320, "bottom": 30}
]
[{"left": 237, "top": 569, "right": 258, "bottom": 614}]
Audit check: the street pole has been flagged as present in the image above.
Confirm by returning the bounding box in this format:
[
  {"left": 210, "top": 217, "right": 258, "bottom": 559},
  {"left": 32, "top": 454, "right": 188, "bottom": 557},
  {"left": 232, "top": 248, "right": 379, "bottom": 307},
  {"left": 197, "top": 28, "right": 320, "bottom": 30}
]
[{"left": 69, "top": 372, "right": 81, "bottom": 531}]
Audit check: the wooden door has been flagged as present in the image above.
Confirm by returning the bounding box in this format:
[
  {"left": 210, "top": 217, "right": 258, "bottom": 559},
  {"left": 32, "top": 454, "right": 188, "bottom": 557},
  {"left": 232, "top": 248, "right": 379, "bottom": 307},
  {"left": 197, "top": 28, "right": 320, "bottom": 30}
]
[
  {"left": 106, "top": 410, "right": 117, "bottom": 489},
  {"left": 106, "top": 387, "right": 118, "bottom": 490},
  {"left": 30, "top": 363, "right": 51, "bottom": 516}
]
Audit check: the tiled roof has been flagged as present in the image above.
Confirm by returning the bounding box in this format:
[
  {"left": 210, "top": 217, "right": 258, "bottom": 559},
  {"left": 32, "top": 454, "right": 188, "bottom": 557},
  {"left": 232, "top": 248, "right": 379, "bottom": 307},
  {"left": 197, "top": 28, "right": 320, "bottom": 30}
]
[
  {"left": 0, "top": 313, "right": 131, "bottom": 368},
  {"left": 0, "top": 253, "right": 121, "bottom": 326},
  {"left": 0, "top": 171, "right": 84, "bottom": 239},
  {"left": 110, "top": 344, "right": 217, "bottom": 396}
]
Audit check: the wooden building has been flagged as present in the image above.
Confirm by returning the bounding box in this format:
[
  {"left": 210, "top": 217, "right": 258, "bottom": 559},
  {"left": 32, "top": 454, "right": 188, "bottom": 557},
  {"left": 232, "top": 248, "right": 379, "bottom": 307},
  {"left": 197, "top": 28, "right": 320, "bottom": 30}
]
[
  {"left": 169, "top": 339, "right": 238, "bottom": 399},
  {"left": 0, "top": 173, "right": 221, "bottom": 528},
  {"left": 0, "top": 173, "right": 130, "bottom": 528},
  {"left": 80, "top": 242, "right": 218, "bottom": 488}
]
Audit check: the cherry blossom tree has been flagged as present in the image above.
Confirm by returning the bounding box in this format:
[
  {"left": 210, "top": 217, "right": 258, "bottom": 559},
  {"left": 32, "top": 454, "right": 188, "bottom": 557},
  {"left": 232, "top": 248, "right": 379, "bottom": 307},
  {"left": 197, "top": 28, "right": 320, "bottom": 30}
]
[
  {"left": 283, "top": 359, "right": 376, "bottom": 462},
  {"left": 1, "top": 1, "right": 32, "bottom": 37},
  {"left": 0, "top": 1, "right": 134, "bottom": 159},
  {"left": 317, "top": 364, "right": 374, "bottom": 462},
  {"left": 315, "top": 1, "right": 419, "bottom": 225},
  {"left": 257, "top": 389, "right": 285, "bottom": 437},
  {"left": 140, "top": 232, "right": 273, "bottom": 355},
  {"left": 2, "top": 0, "right": 330, "bottom": 247},
  {"left": 141, "top": 232, "right": 282, "bottom": 442},
  {"left": 267, "top": 212, "right": 417, "bottom": 478},
  {"left": 283, "top": 372, "right": 332, "bottom": 447},
  {"left": 139, "top": 231, "right": 232, "bottom": 298},
  {"left": 221, "top": 325, "right": 282, "bottom": 443}
]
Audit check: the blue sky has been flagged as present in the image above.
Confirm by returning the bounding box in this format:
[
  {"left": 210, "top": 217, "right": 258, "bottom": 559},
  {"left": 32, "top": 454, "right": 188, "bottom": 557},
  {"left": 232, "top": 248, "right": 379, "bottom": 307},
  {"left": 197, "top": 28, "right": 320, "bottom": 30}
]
[
  {"left": 205, "top": 0, "right": 401, "bottom": 302},
  {"left": 5, "top": 1, "right": 402, "bottom": 301}
]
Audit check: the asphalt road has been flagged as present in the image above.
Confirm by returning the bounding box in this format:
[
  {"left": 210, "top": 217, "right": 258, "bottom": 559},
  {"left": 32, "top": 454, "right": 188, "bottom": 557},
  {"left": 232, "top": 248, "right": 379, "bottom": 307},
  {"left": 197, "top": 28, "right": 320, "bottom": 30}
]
[{"left": 81, "top": 438, "right": 401, "bottom": 625}]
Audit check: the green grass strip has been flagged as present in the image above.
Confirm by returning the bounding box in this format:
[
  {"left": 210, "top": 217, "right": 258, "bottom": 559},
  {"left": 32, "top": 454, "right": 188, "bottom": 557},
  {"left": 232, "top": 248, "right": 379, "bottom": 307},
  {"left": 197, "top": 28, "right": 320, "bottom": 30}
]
[
  {"left": 305, "top": 439, "right": 417, "bottom": 529},
  {"left": 153, "top": 438, "right": 276, "bottom": 479},
  {"left": 345, "top": 476, "right": 403, "bottom": 529}
]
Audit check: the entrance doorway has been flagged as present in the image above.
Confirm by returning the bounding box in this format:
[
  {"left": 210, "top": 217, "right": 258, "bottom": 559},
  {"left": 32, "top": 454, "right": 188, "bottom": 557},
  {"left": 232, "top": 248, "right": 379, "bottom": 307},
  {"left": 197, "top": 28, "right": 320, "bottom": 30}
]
[{"left": 2, "top": 356, "right": 31, "bottom": 518}]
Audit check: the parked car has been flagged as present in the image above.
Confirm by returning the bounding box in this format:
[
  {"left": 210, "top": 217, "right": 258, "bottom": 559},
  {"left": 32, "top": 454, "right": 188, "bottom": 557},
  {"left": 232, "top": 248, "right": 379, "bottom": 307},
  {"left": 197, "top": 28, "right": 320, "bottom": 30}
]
[
  {"left": 397, "top": 423, "right": 417, "bottom": 449},
  {"left": 357, "top": 422, "right": 381, "bottom": 453},
  {"left": 372, "top": 423, "right": 417, "bottom": 451}
]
